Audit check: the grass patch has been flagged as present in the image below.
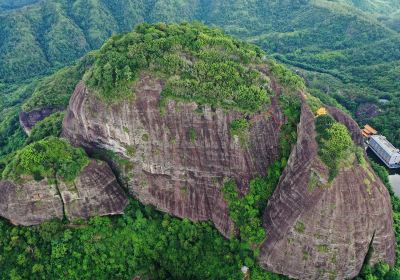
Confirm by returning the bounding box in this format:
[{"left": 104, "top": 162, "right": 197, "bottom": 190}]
[
  {"left": 294, "top": 221, "right": 305, "bottom": 234},
  {"left": 188, "top": 127, "right": 197, "bottom": 143},
  {"left": 230, "top": 118, "right": 249, "bottom": 147}
]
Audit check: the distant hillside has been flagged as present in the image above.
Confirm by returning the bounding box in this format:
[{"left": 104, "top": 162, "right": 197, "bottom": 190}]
[
  {"left": 0, "top": 0, "right": 395, "bottom": 82},
  {"left": 335, "top": 0, "right": 400, "bottom": 15},
  {"left": 0, "top": 0, "right": 38, "bottom": 11},
  {"left": 1, "top": 0, "right": 400, "bottom": 147}
]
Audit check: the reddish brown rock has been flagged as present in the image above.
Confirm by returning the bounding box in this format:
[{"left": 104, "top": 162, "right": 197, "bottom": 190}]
[
  {"left": 19, "top": 107, "right": 59, "bottom": 135},
  {"left": 0, "top": 179, "right": 64, "bottom": 225},
  {"left": 61, "top": 73, "right": 395, "bottom": 278},
  {"left": 259, "top": 101, "right": 395, "bottom": 280},
  {"left": 0, "top": 160, "right": 128, "bottom": 225},
  {"left": 58, "top": 160, "right": 129, "bottom": 221},
  {"left": 62, "top": 74, "right": 285, "bottom": 237},
  {"left": 356, "top": 103, "right": 380, "bottom": 122}
]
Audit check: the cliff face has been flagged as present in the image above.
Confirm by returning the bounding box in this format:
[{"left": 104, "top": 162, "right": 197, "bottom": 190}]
[
  {"left": 61, "top": 74, "right": 395, "bottom": 278},
  {"left": 0, "top": 160, "right": 128, "bottom": 225},
  {"left": 62, "top": 74, "right": 285, "bottom": 237},
  {"left": 259, "top": 100, "right": 396, "bottom": 279}
]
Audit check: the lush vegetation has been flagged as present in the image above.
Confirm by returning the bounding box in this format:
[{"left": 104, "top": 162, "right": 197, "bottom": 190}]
[
  {"left": 1, "top": 0, "right": 399, "bottom": 143},
  {"left": 0, "top": 0, "right": 38, "bottom": 11},
  {"left": 0, "top": 1, "right": 399, "bottom": 279},
  {"left": 0, "top": 199, "right": 288, "bottom": 280},
  {"left": 223, "top": 161, "right": 284, "bottom": 248},
  {"left": 0, "top": 53, "right": 92, "bottom": 159},
  {"left": 22, "top": 54, "right": 95, "bottom": 112},
  {"left": 85, "top": 23, "right": 269, "bottom": 113},
  {"left": 315, "top": 114, "right": 353, "bottom": 180},
  {"left": 26, "top": 112, "right": 65, "bottom": 144},
  {"left": 2, "top": 137, "right": 89, "bottom": 183},
  {"left": 223, "top": 89, "right": 301, "bottom": 249},
  {"left": 0, "top": 82, "right": 36, "bottom": 158}
]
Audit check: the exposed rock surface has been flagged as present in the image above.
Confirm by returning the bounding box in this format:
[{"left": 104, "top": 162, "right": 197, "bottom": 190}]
[
  {"left": 58, "top": 160, "right": 129, "bottom": 221},
  {"left": 62, "top": 74, "right": 285, "bottom": 237},
  {"left": 19, "top": 107, "right": 59, "bottom": 135},
  {"left": 259, "top": 100, "right": 395, "bottom": 280},
  {"left": 0, "top": 179, "right": 63, "bottom": 225},
  {"left": 61, "top": 74, "right": 395, "bottom": 278},
  {"left": 0, "top": 160, "right": 128, "bottom": 225},
  {"left": 355, "top": 103, "right": 380, "bottom": 122}
]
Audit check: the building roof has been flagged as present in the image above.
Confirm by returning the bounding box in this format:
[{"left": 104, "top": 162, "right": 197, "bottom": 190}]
[
  {"left": 370, "top": 135, "right": 399, "bottom": 156},
  {"left": 316, "top": 107, "right": 327, "bottom": 117},
  {"left": 364, "top": 124, "right": 377, "bottom": 135}
]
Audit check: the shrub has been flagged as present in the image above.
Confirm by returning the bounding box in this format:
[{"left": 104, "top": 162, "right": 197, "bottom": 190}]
[{"left": 315, "top": 115, "right": 353, "bottom": 181}]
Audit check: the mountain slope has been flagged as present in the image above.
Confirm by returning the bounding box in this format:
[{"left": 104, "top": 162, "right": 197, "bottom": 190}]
[
  {"left": 1, "top": 0, "right": 400, "bottom": 155},
  {"left": 0, "top": 0, "right": 395, "bottom": 82},
  {"left": 0, "top": 15, "right": 398, "bottom": 280},
  {"left": 59, "top": 23, "right": 394, "bottom": 279}
]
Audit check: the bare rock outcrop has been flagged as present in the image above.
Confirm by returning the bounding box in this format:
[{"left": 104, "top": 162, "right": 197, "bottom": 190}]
[
  {"left": 58, "top": 160, "right": 129, "bottom": 221},
  {"left": 61, "top": 73, "right": 395, "bottom": 278},
  {"left": 62, "top": 74, "right": 285, "bottom": 237},
  {"left": 19, "top": 107, "right": 59, "bottom": 135},
  {"left": 0, "top": 160, "right": 128, "bottom": 225},
  {"left": 259, "top": 101, "right": 395, "bottom": 280},
  {"left": 0, "top": 179, "right": 64, "bottom": 225}
]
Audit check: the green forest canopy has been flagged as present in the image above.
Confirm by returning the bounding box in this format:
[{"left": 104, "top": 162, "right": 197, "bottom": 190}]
[
  {"left": 0, "top": 1, "right": 400, "bottom": 279},
  {"left": 85, "top": 22, "right": 269, "bottom": 112}
]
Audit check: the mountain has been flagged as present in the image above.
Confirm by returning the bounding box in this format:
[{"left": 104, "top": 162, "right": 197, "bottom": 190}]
[
  {"left": 1, "top": 0, "right": 400, "bottom": 149},
  {"left": 0, "top": 2, "right": 400, "bottom": 279},
  {"left": 336, "top": 0, "right": 400, "bottom": 14},
  {"left": 0, "top": 23, "right": 396, "bottom": 280}
]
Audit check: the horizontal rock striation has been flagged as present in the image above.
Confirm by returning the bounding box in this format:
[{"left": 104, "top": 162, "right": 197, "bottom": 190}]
[
  {"left": 62, "top": 74, "right": 285, "bottom": 237},
  {"left": 259, "top": 100, "right": 395, "bottom": 280},
  {"left": 0, "top": 160, "right": 128, "bottom": 225}
]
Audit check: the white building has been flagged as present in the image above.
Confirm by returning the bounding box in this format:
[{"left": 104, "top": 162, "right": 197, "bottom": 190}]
[{"left": 369, "top": 135, "right": 400, "bottom": 168}]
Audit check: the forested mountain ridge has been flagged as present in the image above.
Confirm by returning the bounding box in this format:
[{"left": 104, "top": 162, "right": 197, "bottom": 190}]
[
  {"left": 0, "top": 0, "right": 399, "bottom": 278},
  {"left": 0, "top": 22, "right": 397, "bottom": 279},
  {"left": 0, "top": 0, "right": 396, "bottom": 82}
]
